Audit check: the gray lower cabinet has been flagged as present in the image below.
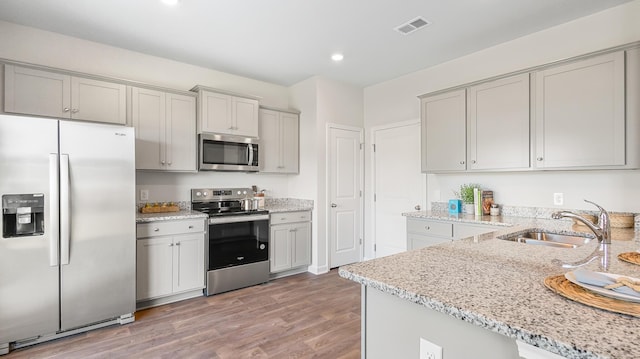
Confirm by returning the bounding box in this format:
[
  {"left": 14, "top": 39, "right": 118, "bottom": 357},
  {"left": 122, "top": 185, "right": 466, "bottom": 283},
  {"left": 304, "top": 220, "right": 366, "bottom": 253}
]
[
  {"left": 270, "top": 211, "right": 312, "bottom": 275},
  {"left": 406, "top": 217, "right": 497, "bottom": 250},
  {"left": 4, "top": 64, "right": 126, "bottom": 125},
  {"left": 136, "top": 218, "right": 205, "bottom": 308}
]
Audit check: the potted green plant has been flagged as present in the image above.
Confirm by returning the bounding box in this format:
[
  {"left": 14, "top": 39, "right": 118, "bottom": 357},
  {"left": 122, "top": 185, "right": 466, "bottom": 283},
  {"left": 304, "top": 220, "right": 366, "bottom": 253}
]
[{"left": 455, "top": 183, "right": 481, "bottom": 214}]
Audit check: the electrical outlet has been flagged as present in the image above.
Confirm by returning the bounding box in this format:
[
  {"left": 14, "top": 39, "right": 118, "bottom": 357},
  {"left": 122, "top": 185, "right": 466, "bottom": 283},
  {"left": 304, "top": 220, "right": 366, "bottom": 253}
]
[
  {"left": 420, "top": 338, "right": 443, "bottom": 359},
  {"left": 140, "top": 189, "right": 149, "bottom": 201},
  {"left": 553, "top": 192, "right": 564, "bottom": 206}
]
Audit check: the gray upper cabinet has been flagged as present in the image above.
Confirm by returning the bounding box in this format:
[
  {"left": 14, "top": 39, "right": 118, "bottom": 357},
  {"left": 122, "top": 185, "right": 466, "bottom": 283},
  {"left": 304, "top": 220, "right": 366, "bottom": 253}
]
[
  {"left": 4, "top": 64, "right": 126, "bottom": 125},
  {"left": 467, "top": 73, "right": 530, "bottom": 170},
  {"left": 130, "top": 86, "right": 196, "bottom": 171},
  {"left": 259, "top": 107, "right": 300, "bottom": 173},
  {"left": 534, "top": 51, "right": 625, "bottom": 169},
  {"left": 193, "top": 86, "right": 259, "bottom": 138},
  {"left": 420, "top": 89, "right": 466, "bottom": 172}
]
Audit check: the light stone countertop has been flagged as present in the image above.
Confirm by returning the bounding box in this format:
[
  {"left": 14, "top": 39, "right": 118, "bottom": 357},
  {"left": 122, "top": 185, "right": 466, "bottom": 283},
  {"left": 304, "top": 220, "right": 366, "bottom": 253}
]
[
  {"left": 340, "top": 210, "right": 640, "bottom": 359},
  {"left": 136, "top": 210, "right": 208, "bottom": 223}
]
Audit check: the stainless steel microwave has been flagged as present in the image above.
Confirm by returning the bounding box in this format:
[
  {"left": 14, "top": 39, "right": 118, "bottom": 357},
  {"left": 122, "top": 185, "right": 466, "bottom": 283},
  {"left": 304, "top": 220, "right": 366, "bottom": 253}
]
[{"left": 199, "top": 133, "right": 259, "bottom": 172}]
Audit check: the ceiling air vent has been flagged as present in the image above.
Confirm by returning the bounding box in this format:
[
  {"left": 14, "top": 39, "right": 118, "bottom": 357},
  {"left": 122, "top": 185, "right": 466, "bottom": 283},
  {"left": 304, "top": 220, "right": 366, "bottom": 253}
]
[{"left": 394, "top": 16, "right": 431, "bottom": 35}]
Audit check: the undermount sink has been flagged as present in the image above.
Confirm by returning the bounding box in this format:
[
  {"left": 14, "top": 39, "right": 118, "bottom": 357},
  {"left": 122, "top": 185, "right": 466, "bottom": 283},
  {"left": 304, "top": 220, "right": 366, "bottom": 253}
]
[{"left": 498, "top": 230, "right": 594, "bottom": 249}]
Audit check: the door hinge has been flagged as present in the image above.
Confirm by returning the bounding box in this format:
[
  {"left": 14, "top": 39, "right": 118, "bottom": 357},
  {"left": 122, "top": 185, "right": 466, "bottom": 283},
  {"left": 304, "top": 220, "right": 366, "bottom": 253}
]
[
  {"left": 360, "top": 143, "right": 363, "bottom": 150},
  {"left": 374, "top": 244, "right": 376, "bottom": 252},
  {"left": 374, "top": 193, "right": 376, "bottom": 202},
  {"left": 359, "top": 190, "right": 362, "bottom": 198},
  {"left": 359, "top": 238, "right": 362, "bottom": 245},
  {"left": 372, "top": 144, "right": 376, "bottom": 152}
]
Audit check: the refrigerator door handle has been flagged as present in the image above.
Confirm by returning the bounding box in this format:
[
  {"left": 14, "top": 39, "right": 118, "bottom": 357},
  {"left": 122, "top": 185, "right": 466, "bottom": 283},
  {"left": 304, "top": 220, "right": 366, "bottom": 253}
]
[
  {"left": 60, "top": 153, "right": 70, "bottom": 265},
  {"left": 49, "top": 154, "right": 60, "bottom": 267}
]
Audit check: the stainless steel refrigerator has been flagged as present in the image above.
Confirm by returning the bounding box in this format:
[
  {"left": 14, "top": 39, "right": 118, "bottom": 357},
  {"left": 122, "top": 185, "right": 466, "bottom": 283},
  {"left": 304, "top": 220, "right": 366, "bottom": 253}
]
[{"left": 0, "top": 114, "right": 136, "bottom": 354}]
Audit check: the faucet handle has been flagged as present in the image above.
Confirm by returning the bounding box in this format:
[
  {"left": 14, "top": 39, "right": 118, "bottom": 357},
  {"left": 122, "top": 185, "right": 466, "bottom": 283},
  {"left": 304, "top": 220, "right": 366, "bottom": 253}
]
[{"left": 583, "top": 199, "right": 610, "bottom": 228}]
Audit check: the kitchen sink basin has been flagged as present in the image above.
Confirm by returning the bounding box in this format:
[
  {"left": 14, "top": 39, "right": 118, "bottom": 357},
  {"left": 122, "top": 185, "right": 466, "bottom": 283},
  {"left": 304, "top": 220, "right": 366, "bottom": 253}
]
[{"left": 498, "top": 230, "right": 594, "bottom": 249}]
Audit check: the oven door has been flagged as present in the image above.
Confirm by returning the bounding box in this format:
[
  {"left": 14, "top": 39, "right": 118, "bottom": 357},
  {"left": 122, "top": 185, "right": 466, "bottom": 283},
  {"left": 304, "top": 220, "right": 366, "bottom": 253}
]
[
  {"left": 208, "top": 214, "right": 269, "bottom": 270},
  {"left": 199, "top": 133, "right": 259, "bottom": 172}
]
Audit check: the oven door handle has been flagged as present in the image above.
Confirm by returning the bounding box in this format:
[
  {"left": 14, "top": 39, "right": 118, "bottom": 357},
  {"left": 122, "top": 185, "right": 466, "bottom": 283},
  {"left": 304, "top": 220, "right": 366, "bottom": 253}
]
[{"left": 209, "top": 214, "right": 269, "bottom": 225}]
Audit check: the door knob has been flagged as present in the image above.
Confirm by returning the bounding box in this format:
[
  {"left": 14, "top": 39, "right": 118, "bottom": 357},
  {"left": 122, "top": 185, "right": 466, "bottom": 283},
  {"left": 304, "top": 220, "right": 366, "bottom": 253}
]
[
  {"left": 415, "top": 205, "right": 421, "bottom": 210},
  {"left": 331, "top": 203, "right": 337, "bottom": 208}
]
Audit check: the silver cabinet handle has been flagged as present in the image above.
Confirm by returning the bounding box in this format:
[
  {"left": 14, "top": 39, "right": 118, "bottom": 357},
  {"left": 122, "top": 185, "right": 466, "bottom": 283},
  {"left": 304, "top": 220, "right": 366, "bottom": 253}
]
[
  {"left": 415, "top": 205, "right": 421, "bottom": 210},
  {"left": 459, "top": 161, "right": 465, "bottom": 165},
  {"left": 425, "top": 226, "right": 430, "bottom": 230},
  {"left": 175, "top": 242, "right": 181, "bottom": 246},
  {"left": 331, "top": 203, "right": 337, "bottom": 208},
  {"left": 161, "top": 160, "right": 165, "bottom": 165},
  {"left": 471, "top": 160, "right": 476, "bottom": 164},
  {"left": 537, "top": 157, "right": 543, "bottom": 161},
  {"left": 63, "top": 107, "right": 70, "bottom": 112},
  {"left": 154, "top": 228, "right": 160, "bottom": 232},
  {"left": 169, "top": 243, "right": 174, "bottom": 247},
  {"left": 188, "top": 225, "right": 194, "bottom": 229}
]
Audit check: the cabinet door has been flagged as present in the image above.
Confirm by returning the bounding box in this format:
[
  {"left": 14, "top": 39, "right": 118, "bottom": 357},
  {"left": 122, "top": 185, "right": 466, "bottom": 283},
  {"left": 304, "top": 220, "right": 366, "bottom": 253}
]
[
  {"left": 4, "top": 64, "right": 71, "bottom": 118},
  {"left": 131, "top": 87, "right": 165, "bottom": 170},
  {"left": 232, "top": 96, "right": 259, "bottom": 137},
  {"left": 166, "top": 93, "right": 196, "bottom": 171},
  {"left": 71, "top": 76, "right": 126, "bottom": 124},
  {"left": 468, "top": 74, "right": 530, "bottom": 170},
  {"left": 258, "top": 108, "right": 281, "bottom": 172},
  {"left": 270, "top": 225, "right": 292, "bottom": 273},
  {"left": 200, "top": 91, "right": 232, "bottom": 133},
  {"left": 291, "top": 222, "right": 311, "bottom": 268},
  {"left": 281, "top": 112, "right": 300, "bottom": 173},
  {"left": 136, "top": 237, "right": 174, "bottom": 301},
  {"left": 535, "top": 51, "right": 625, "bottom": 168},
  {"left": 407, "top": 233, "right": 450, "bottom": 250},
  {"left": 173, "top": 233, "right": 205, "bottom": 293},
  {"left": 421, "top": 89, "right": 467, "bottom": 172}
]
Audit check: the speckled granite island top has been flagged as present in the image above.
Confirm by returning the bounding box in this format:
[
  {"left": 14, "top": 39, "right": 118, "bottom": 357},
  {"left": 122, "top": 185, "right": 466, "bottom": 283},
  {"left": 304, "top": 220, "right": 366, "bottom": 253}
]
[{"left": 340, "top": 211, "right": 640, "bottom": 359}]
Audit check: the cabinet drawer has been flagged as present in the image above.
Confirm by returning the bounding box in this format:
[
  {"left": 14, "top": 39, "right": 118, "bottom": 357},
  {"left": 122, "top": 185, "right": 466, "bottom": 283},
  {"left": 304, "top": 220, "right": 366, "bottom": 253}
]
[
  {"left": 406, "top": 218, "right": 452, "bottom": 238},
  {"left": 407, "top": 233, "right": 451, "bottom": 250},
  {"left": 453, "top": 223, "right": 497, "bottom": 239},
  {"left": 137, "top": 219, "right": 205, "bottom": 238},
  {"left": 270, "top": 211, "right": 311, "bottom": 225}
]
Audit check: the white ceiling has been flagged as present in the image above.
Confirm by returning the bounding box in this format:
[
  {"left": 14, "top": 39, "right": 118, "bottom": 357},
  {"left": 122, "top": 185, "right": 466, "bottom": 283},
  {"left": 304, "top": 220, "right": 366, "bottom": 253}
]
[{"left": 0, "top": 0, "right": 633, "bottom": 87}]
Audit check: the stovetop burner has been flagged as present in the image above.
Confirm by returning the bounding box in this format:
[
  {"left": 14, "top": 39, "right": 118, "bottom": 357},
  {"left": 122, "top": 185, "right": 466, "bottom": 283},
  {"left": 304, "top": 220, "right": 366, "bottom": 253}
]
[{"left": 191, "top": 187, "right": 266, "bottom": 217}]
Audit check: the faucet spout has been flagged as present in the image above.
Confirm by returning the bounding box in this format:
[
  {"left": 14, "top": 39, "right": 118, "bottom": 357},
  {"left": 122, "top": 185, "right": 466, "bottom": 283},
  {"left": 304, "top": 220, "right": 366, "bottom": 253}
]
[{"left": 550, "top": 199, "right": 611, "bottom": 271}]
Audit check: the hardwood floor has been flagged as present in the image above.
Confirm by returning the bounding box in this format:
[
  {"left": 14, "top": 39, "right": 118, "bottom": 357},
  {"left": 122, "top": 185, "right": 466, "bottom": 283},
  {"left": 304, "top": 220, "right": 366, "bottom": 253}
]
[{"left": 7, "top": 270, "right": 361, "bottom": 359}]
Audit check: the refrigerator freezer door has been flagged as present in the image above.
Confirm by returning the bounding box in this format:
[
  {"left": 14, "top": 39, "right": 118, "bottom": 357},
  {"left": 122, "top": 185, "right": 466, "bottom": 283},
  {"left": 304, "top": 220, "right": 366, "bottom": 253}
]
[
  {"left": 58, "top": 121, "right": 136, "bottom": 330},
  {"left": 0, "top": 115, "right": 60, "bottom": 344}
]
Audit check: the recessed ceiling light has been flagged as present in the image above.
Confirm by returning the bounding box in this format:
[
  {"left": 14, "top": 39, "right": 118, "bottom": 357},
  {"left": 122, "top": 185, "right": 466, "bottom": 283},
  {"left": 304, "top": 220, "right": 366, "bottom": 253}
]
[
  {"left": 161, "top": 0, "right": 180, "bottom": 6},
  {"left": 331, "top": 53, "right": 344, "bottom": 62}
]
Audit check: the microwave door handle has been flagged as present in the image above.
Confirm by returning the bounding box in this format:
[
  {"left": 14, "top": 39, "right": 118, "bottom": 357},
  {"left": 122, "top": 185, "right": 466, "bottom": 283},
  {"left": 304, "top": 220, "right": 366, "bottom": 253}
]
[{"left": 248, "top": 144, "right": 254, "bottom": 166}]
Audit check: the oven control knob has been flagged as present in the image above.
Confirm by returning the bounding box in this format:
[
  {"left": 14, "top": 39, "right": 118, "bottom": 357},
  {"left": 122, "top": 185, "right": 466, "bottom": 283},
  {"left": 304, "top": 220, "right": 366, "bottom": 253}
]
[
  {"left": 203, "top": 192, "right": 208, "bottom": 196},
  {"left": 196, "top": 191, "right": 202, "bottom": 197},
  {"left": 259, "top": 244, "right": 265, "bottom": 250},
  {"left": 237, "top": 191, "right": 241, "bottom": 195},
  {"left": 243, "top": 190, "right": 247, "bottom": 195}
]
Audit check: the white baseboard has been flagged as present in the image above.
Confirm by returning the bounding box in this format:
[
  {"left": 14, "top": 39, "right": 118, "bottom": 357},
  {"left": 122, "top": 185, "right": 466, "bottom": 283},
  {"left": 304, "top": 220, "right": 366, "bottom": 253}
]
[{"left": 307, "top": 264, "right": 329, "bottom": 274}]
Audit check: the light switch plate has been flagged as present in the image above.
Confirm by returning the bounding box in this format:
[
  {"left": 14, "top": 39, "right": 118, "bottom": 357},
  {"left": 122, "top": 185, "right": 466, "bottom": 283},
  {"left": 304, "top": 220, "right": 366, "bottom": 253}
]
[{"left": 140, "top": 189, "right": 149, "bottom": 201}]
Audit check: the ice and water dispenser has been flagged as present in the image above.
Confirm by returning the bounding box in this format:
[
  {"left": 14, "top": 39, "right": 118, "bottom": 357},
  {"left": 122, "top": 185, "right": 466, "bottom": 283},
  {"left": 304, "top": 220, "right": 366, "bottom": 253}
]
[{"left": 2, "top": 194, "right": 45, "bottom": 238}]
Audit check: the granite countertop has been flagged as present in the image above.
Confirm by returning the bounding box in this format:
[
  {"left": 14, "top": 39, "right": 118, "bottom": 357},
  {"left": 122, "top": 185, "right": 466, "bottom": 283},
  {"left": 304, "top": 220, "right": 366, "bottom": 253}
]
[
  {"left": 136, "top": 198, "right": 314, "bottom": 223},
  {"left": 340, "top": 210, "right": 640, "bottom": 359},
  {"left": 136, "top": 210, "right": 208, "bottom": 223}
]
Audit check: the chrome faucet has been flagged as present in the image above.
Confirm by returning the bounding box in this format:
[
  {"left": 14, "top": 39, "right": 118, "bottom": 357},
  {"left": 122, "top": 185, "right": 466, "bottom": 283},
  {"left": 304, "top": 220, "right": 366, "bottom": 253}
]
[{"left": 551, "top": 200, "right": 611, "bottom": 271}]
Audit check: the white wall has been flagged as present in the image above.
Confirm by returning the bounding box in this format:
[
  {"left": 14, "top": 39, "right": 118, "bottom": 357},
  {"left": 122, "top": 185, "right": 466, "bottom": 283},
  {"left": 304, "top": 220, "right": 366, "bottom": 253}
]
[
  {"left": 0, "top": 20, "right": 293, "bottom": 203},
  {"left": 289, "top": 76, "right": 364, "bottom": 273}
]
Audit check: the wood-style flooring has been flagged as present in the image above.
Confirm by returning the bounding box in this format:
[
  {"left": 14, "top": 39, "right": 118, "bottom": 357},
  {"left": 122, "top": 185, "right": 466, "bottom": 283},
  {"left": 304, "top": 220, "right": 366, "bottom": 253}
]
[{"left": 7, "top": 269, "right": 361, "bottom": 359}]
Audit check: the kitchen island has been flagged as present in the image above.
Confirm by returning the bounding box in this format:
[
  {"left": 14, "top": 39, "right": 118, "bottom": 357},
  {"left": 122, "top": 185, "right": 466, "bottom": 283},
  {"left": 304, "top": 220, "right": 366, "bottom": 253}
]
[{"left": 340, "top": 212, "right": 640, "bottom": 359}]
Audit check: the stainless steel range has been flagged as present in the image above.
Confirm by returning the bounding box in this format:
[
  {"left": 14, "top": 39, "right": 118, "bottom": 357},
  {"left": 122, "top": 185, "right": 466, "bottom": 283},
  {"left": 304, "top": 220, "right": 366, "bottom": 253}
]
[{"left": 191, "top": 188, "right": 269, "bottom": 295}]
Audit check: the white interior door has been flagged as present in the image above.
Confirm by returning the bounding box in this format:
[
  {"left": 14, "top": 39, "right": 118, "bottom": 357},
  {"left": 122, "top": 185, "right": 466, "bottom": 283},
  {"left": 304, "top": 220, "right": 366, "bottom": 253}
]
[
  {"left": 328, "top": 125, "right": 363, "bottom": 268},
  {"left": 373, "top": 120, "right": 425, "bottom": 258}
]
